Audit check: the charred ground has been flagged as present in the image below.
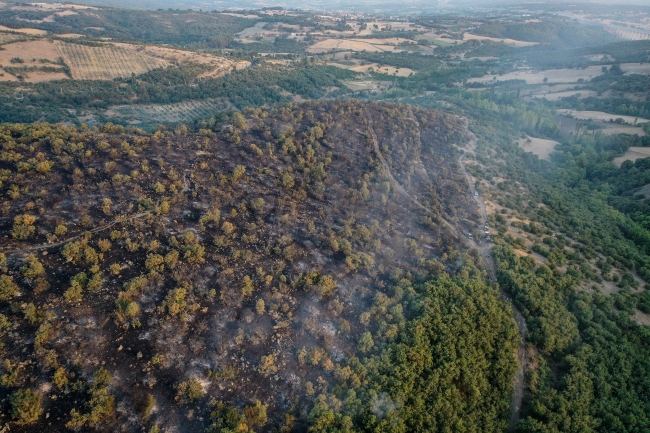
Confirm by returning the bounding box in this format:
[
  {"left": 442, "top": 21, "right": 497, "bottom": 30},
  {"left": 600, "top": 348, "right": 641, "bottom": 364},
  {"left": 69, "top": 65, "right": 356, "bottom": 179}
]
[{"left": 0, "top": 100, "right": 518, "bottom": 432}]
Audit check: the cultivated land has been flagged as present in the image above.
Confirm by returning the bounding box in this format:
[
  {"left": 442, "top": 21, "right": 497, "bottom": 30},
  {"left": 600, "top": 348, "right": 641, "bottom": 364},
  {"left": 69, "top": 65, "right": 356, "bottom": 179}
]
[
  {"left": 106, "top": 99, "right": 231, "bottom": 124},
  {"left": 328, "top": 61, "right": 416, "bottom": 77},
  {"left": 112, "top": 44, "right": 250, "bottom": 78},
  {"left": 0, "top": 24, "right": 47, "bottom": 35},
  {"left": 463, "top": 33, "right": 538, "bottom": 47},
  {"left": 307, "top": 38, "right": 410, "bottom": 53},
  {"left": 531, "top": 89, "right": 599, "bottom": 101},
  {"left": 556, "top": 109, "right": 650, "bottom": 124},
  {"left": 56, "top": 41, "right": 169, "bottom": 80},
  {"left": 469, "top": 65, "right": 607, "bottom": 85},
  {"left": 614, "top": 146, "right": 650, "bottom": 166},
  {"left": 0, "top": 37, "right": 244, "bottom": 82}
]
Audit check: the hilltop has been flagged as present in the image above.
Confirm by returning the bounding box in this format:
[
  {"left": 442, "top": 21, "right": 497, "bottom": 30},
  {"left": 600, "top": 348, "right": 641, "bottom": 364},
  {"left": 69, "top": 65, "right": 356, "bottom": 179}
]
[{"left": 0, "top": 100, "right": 519, "bottom": 432}]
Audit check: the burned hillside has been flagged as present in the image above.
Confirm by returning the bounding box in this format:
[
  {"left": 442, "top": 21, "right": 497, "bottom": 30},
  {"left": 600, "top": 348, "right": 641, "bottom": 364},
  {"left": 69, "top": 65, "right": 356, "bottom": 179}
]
[{"left": 0, "top": 100, "right": 518, "bottom": 432}]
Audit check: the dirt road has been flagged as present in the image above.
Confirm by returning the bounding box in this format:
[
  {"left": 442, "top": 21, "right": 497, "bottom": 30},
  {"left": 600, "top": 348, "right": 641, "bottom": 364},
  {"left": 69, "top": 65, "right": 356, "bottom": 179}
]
[
  {"left": 456, "top": 118, "right": 528, "bottom": 431},
  {"left": 364, "top": 108, "right": 528, "bottom": 431}
]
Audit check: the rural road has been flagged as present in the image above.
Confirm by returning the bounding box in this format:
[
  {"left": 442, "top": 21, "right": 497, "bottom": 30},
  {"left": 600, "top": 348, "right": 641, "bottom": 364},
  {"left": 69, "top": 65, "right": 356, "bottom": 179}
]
[
  {"left": 364, "top": 108, "right": 528, "bottom": 431},
  {"left": 456, "top": 118, "right": 529, "bottom": 431}
]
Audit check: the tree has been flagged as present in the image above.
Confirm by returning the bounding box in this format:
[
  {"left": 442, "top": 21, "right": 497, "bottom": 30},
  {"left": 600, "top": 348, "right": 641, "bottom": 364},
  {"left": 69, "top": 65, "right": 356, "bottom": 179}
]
[
  {"left": 12, "top": 214, "right": 36, "bottom": 240},
  {"left": 10, "top": 389, "right": 43, "bottom": 425},
  {"left": 357, "top": 331, "right": 374, "bottom": 353},
  {"left": 0, "top": 275, "right": 20, "bottom": 301}
]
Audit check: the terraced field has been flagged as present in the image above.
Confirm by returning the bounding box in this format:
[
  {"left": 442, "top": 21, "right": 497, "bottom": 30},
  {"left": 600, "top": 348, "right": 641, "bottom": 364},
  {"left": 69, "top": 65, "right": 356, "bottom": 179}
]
[
  {"left": 107, "top": 99, "right": 231, "bottom": 124},
  {"left": 55, "top": 41, "right": 169, "bottom": 80}
]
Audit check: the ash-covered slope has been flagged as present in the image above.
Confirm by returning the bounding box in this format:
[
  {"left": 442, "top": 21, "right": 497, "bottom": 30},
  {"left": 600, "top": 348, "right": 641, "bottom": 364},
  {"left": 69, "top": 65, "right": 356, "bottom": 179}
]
[{"left": 0, "top": 100, "right": 517, "bottom": 432}]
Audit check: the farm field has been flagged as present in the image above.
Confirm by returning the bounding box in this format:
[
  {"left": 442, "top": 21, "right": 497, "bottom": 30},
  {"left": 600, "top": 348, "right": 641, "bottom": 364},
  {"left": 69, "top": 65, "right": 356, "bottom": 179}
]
[
  {"left": 55, "top": 41, "right": 169, "bottom": 80},
  {"left": 463, "top": 33, "right": 538, "bottom": 47},
  {"left": 114, "top": 43, "right": 250, "bottom": 78},
  {"left": 598, "top": 125, "right": 646, "bottom": 136},
  {"left": 0, "top": 39, "right": 68, "bottom": 82},
  {"left": 106, "top": 99, "right": 231, "bottom": 124},
  {"left": 531, "top": 89, "right": 598, "bottom": 100},
  {"left": 0, "top": 39, "right": 60, "bottom": 65},
  {"left": 328, "top": 61, "right": 416, "bottom": 77},
  {"left": 469, "top": 65, "right": 606, "bottom": 85},
  {"left": 0, "top": 25, "right": 47, "bottom": 35},
  {"left": 517, "top": 135, "right": 559, "bottom": 160},
  {"left": 619, "top": 63, "right": 650, "bottom": 74},
  {"left": 341, "top": 79, "right": 391, "bottom": 91},
  {"left": 556, "top": 109, "right": 650, "bottom": 124},
  {"left": 613, "top": 147, "right": 650, "bottom": 166},
  {"left": 307, "top": 38, "right": 407, "bottom": 53}
]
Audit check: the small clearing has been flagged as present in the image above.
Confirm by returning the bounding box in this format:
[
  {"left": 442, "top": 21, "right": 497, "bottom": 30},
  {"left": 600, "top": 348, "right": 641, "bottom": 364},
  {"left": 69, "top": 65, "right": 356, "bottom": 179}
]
[
  {"left": 463, "top": 33, "right": 538, "bottom": 47},
  {"left": 556, "top": 109, "right": 650, "bottom": 124},
  {"left": 613, "top": 147, "right": 650, "bottom": 166},
  {"left": 517, "top": 136, "right": 559, "bottom": 161},
  {"left": 633, "top": 310, "right": 650, "bottom": 326}
]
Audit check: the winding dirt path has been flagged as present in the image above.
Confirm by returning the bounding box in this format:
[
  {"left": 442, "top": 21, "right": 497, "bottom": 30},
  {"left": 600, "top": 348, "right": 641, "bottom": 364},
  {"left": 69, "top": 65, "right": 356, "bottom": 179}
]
[
  {"left": 456, "top": 118, "right": 528, "bottom": 430},
  {"left": 364, "top": 108, "right": 528, "bottom": 431},
  {"left": 2, "top": 212, "right": 150, "bottom": 255}
]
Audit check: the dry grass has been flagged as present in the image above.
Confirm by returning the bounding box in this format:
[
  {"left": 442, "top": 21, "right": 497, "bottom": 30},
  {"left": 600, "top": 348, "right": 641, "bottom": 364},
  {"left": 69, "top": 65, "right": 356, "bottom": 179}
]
[
  {"left": 613, "top": 147, "right": 650, "bottom": 167},
  {"left": 56, "top": 41, "right": 169, "bottom": 80},
  {"left": 0, "top": 38, "right": 245, "bottom": 82},
  {"left": 0, "top": 39, "right": 60, "bottom": 65},
  {"left": 328, "top": 62, "right": 416, "bottom": 77},
  {"left": 463, "top": 33, "right": 538, "bottom": 47},
  {"left": 531, "top": 90, "right": 598, "bottom": 101},
  {"left": 517, "top": 136, "right": 559, "bottom": 161},
  {"left": 620, "top": 63, "right": 650, "bottom": 75},
  {"left": 0, "top": 71, "right": 19, "bottom": 81},
  {"left": 114, "top": 43, "right": 249, "bottom": 78},
  {"left": 0, "top": 38, "right": 69, "bottom": 81},
  {"left": 556, "top": 109, "right": 650, "bottom": 124},
  {"left": 0, "top": 32, "right": 25, "bottom": 45},
  {"left": 599, "top": 125, "right": 646, "bottom": 136},
  {"left": 633, "top": 310, "right": 650, "bottom": 326},
  {"left": 0, "top": 25, "right": 47, "bottom": 35},
  {"left": 221, "top": 12, "right": 260, "bottom": 18},
  {"left": 469, "top": 65, "right": 606, "bottom": 85},
  {"left": 307, "top": 38, "right": 407, "bottom": 53},
  {"left": 23, "top": 70, "right": 69, "bottom": 82}
]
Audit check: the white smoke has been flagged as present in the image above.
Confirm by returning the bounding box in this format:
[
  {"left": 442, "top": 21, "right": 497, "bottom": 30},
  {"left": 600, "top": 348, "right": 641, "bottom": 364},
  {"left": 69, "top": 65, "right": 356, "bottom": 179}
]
[{"left": 371, "top": 393, "right": 400, "bottom": 419}]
